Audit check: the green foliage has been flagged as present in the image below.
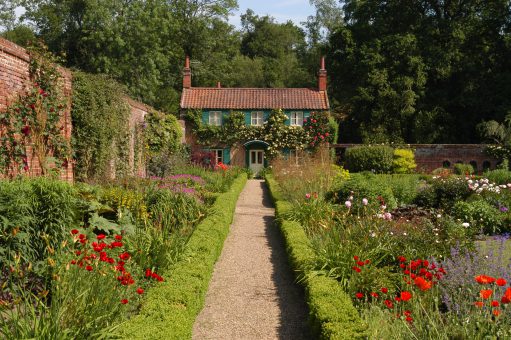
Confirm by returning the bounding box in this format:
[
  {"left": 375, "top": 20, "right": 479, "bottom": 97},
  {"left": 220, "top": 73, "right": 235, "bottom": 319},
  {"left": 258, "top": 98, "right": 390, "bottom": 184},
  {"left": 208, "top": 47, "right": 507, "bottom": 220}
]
[
  {"left": 453, "top": 163, "right": 474, "bottom": 175},
  {"left": 120, "top": 174, "right": 247, "bottom": 339},
  {"left": 392, "top": 149, "right": 416, "bottom": 174},
  {"left": 0, "top": 177, "right": 77, "bottom": 275},
  {"left": 266, "top": 175, "right": 368, "bottom": 339},
  {"left": 452, "top": 200, "right": 503, "bottom": 235},
  {"left": 334, "top": 173, "right": 397, "bottom": 210},
  {"left": 344, "top": 145, "right": 394, "bottom": 173},
  {"left": 71, "top": 71, "right": 131, "bottom": 180},
  {"left": 145, "top": 111, "right": 182, "bottom": 156},
  {"left": 485, "top": 169, "right": 511, "bottom": 185},
  {"left": 1, "top": 25, "right": 36, "bottom": 47}
]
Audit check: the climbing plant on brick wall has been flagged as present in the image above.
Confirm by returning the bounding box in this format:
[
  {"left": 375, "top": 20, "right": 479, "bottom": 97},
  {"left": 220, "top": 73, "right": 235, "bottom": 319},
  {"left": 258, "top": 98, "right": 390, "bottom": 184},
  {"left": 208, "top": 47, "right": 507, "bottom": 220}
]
[
  {"left": 0, "top": 43, "right": 71, "bottom": 176},
  {"left": 71, "top": 71, "right": 131, "bottom": 180}
]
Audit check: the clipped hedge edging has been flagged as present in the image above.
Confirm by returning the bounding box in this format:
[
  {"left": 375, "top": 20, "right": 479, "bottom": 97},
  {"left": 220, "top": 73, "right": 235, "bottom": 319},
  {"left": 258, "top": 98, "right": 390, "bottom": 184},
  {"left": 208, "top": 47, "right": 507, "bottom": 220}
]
[
  {"left": 121, "top": 174, "right": 247, "bottom": 339},
  {"left": 266, "top": 175, "right": 367, "bottom": 340}
]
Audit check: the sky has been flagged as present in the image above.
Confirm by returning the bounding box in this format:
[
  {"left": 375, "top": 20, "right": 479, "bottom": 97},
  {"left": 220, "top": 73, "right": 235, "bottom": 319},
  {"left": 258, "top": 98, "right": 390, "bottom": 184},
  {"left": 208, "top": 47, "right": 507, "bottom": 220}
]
[{"left": 229, "top": 0, "right": 315, "bottom": 28}]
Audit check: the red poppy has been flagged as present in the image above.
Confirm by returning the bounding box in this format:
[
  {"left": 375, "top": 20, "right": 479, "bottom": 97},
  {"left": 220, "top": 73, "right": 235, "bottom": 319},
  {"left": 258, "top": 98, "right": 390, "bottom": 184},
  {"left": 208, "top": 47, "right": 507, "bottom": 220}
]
[
  {"left": 404, "top": 310, "right": 412, "bottom": 316},
  {"left": 398, "top": 256, "right": 406, "bottom": 263},
  {"left": 121, "top": 299, "right": 128, "bottom": 304},
  {"left": 357, "top": 261, "right": 365, "bottom": 267},
  {"left": 475, "top": 275, "right": 496, "bottom": 284},
  {"left": 71, "top": 229, "right": 79, "bottom": 235},
  {"left": 70, "top": 260, "right": 77, "bottom": 265},
  {"left": 115, "top": 234, "right": 123, "bottom": 240},
  {"left": 85, "top": 265, "right": 93, "bottom": 271},
  {"left": 145, "top": 269, "right": 152, "bottom": 277},
  {"left": 384, "top": 299, "right": 393, "bottom": 309},
  {"left": 355, "top": 292, "right": 364, "bottom": 299},
  {"left": 75, "top": 250, "right": 81, "bottom": 256},
  {"left": 370, "top": 292, "right": 379, "bottom": 298},
  {"left": 480, "top": 289, "right": 493, "bottom": 300},
  {"left": 493, "top": 309, "right": 501, "bottom": 316},
  {"left": 474, "top": 301, "right": 484, "bottom": 308},
  {"left": 136, "top": 288, "right": 144, "bottom": 295},
  {"left": 381, "top": 287, "right": 388, "bottom": 294},
  {"left": 97, "top": 234, "right": 106, "bottom": 240},
  {"left": 405, "top": 316, "right": 413, "bottom": 323},
  {"left": 491, "top": 300, "right": 499, "bottom": 307},
  {"left": 501, "top": 287, "right": 511, "bottom": 304},
  {"left": 79, "top": 234, "right": 86, "bottom": 239},
  {"left": 496, "top": 278, "right": 507, "bottom": 286},
  {"left": 400, "top": 291, "right": 412, "bottom": 301},
  {"left": 352, "top": 266, "right": 361, "bottom": 272},
  {"left": 119, "top": 252, "right": 131, "bottom": 260},
  {"left": 365, "top": 259, "right": 371, "bottom": 265}
]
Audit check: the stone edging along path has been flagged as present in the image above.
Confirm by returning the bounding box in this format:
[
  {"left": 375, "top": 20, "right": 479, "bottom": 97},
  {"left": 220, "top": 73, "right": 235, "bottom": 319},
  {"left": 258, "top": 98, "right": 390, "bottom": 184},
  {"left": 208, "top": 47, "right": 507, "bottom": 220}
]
[{"left": 192, "top": 179, "right": 310, "bottom": 339}]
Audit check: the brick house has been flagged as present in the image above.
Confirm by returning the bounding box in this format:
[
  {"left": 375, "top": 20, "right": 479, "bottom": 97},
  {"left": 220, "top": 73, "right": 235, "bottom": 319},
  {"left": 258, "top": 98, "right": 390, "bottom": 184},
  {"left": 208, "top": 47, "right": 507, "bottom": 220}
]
[{"left": 180, "top": 57, "right": 330, "bottom": 173}]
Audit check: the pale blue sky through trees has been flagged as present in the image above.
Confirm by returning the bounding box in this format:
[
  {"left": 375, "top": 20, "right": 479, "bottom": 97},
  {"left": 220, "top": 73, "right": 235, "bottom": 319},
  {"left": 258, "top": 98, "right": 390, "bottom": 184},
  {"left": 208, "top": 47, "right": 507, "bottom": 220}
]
[{"left": 229, "top": 0, "right": 315, "bottom": 28}]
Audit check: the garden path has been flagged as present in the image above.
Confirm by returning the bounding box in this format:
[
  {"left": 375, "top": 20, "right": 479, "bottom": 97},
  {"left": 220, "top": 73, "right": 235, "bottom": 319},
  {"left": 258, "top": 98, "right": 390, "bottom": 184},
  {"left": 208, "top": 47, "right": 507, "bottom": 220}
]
[{"left": 192, "top": 179, "right": 310, "bottom": 339}]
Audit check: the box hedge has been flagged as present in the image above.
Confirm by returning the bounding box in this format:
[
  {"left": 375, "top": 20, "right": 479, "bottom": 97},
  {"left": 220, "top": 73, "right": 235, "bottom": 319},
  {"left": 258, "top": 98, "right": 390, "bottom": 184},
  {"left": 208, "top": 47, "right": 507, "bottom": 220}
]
[
  {"left": 120, "top": 174, "right": 247, "bottom": 339},
  {"left": 266, "top": 175, "right": 367, "bottom": 339}
]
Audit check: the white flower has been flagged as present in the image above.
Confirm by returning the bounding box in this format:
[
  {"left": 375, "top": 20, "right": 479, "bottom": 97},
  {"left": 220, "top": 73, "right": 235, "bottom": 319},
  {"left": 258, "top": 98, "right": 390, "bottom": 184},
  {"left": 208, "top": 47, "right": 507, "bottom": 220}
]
[
  {"left": 349, "top": 195, "right": 354, "bottom": 201},
  {"left": 403, "top": 232, "right": 407, "bottom": 236},
  {"left": 362, "top": 198, "right": 368, "bottom": 206},
  {"left": 370, "top": 232, "right": 377, "bottom": 238},
  {"left": 381, "top": 205, "right": 387, "bottom": 210},
  {"left": 436, "top": 214, "right": 442, "bottom": 218},
  {"left": 462, "top": 222, "right": 470, "bottom": 228}
]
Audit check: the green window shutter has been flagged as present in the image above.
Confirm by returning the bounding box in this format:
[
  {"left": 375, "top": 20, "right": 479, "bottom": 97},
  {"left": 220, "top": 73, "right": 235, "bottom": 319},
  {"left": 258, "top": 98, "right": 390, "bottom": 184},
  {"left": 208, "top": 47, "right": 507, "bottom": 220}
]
[
  {"left": 263, "top": 111, "right": 270, "bottom": 122},
  {"left": 284, "top": 112, "right": 290, "bottom": 126},
  {"left": 304, "top": 111, "right": 310, "bottom": 122},
  {"left": 202, "top": 111, "right": 209, "bottom": 124},
  {"left": 223, "top": 148, "right": 231, "bottom": 165},
  {"left": 245, "top": 112, "right": 251, "bottom": 125}
]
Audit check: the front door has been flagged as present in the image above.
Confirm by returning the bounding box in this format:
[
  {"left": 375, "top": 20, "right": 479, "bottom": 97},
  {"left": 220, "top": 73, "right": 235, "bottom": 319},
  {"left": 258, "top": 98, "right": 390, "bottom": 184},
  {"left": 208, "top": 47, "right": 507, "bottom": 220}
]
[{"left": 249, "top": 149, "right": 264, "bottom": 175}]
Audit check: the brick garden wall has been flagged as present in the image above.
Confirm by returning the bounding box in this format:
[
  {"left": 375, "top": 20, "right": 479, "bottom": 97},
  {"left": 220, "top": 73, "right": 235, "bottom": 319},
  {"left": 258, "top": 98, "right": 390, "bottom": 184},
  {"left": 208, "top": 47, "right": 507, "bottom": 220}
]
[
  {"left": 0, "top": 37, "right": 152, "bottom": 181},
  {"left": 335, "top": 144, "right": 499, "bottom": 173}
]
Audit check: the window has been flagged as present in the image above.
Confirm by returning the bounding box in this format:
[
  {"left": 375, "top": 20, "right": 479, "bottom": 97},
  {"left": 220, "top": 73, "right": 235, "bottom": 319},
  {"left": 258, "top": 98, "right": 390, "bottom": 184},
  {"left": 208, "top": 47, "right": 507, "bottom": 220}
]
[
  {"left": 251, "top": 111, "right": 263, "bottom": 126},
  {"left": 290, "top": 111, "right": 304, "bottom": 126},
  {"left": 209, "top": 111, "right": 222, "bottom": 126},
  {"left": 211, "top": 149, "right": 223, "bottom": 164}
]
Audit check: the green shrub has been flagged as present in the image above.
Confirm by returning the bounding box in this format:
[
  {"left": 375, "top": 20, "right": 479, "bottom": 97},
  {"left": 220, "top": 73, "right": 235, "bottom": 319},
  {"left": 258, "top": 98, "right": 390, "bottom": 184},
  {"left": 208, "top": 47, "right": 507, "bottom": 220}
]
[
  {"left": 392, "top": 149, "right": 416, "bottom": 174},
  {"left": 485, "top": 169, "right": 511, "bottom": 185},
  {"left": 414, "top": 177, "right": 471, "bottom": 210},
  {"left": 452, "top": 200, "right": 503, "bottom": 234},
  {"left": 344, "top": 145, "right": 394, "bottom": 173},
  {"left": 382, "top": 174, "right": 421, "bottom": 206},
  {"left": 334, "top": 173, "right": 397, "bottom": 210},
  {"left": 453, "top": 163, "right": 474, "bottom": 175}
]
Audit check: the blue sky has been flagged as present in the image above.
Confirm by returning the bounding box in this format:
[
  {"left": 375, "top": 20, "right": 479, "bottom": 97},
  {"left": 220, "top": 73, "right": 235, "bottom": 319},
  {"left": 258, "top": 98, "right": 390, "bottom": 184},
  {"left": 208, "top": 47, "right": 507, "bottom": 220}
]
[{"left": 229, "top": 0, "right": 315, "bottom": 28}]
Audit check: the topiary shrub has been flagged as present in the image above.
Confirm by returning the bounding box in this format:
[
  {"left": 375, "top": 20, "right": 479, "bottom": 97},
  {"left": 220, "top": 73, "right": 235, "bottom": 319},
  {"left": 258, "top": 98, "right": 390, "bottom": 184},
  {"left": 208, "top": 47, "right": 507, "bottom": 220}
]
[
  {"left": 344, "top": 145, "right": 394, "bottom": 173},
  {"left": 392, "top": 149, "right": 416, "bottom": 174},
  {"left": 453, "top": 163, "right": 474, "bottom": 175}
]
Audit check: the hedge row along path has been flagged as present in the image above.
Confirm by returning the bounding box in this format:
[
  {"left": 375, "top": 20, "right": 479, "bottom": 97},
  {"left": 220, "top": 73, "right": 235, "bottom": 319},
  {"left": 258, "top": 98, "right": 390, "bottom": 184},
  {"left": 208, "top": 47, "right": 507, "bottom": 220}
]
[{"left": 192, "top": 179, "right": 310, "bottom": 339}]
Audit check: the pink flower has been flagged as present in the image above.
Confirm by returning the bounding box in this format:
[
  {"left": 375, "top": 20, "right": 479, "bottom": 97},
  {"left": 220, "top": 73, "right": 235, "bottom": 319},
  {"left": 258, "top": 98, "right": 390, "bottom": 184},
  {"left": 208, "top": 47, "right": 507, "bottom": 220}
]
[
  {"left": 362, "top": 198, "right": 368, "bottom": 206},
  {"left": 305, "top": 193, "right": 311, "bottom": 199},
  {"left": 345, "top": 201, "right": 352, "bottom": 208}
]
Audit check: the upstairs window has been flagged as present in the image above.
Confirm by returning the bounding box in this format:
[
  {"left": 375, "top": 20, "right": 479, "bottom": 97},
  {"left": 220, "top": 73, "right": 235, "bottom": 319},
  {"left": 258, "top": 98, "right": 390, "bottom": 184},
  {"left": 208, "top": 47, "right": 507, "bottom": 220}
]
[
  {"left": 209, "top": 111, "right": 222, "bottom": 126},
  {"left": 290, "top": 111, "right": 304, "bottom": 126},
  {"left": 251, "top": 111, "right": 264, "bottom": 126}
]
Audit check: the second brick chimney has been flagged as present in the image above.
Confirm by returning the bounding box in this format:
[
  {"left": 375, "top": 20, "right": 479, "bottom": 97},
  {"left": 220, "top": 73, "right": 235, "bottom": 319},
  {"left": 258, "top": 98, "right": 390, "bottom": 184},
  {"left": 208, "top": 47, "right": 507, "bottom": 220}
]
[
  {"left": 183, "top": 56, "right": 191, "bottom": 88},
  {"left": 318, "top": 57, "right": 327, "bottom": 92}
]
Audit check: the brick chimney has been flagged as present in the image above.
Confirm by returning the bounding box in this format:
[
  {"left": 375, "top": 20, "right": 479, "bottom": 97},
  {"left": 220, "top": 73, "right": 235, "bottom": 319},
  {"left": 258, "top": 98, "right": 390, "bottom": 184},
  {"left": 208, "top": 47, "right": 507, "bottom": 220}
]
[
  {"left": 318, "top": 56, "right": 327, "bottom": 91},
  {"left": 183, "top": 56, "right": 191, "bottom": 88}
]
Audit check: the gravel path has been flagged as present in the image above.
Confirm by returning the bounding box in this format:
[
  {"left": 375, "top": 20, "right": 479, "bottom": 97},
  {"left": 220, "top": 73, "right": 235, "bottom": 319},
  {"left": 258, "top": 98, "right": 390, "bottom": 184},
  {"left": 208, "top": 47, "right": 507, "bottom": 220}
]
[{"left": 192, "top": 179, "right": 310, "bottom": 340}]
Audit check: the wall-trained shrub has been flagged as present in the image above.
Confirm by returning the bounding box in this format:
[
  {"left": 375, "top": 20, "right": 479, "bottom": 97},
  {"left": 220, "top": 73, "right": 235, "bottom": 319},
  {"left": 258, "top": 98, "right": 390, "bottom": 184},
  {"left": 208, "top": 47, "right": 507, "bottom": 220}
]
[
  {"left": 71, "top": 71, "right": 131, "bottom": 181},
  {"left": 392, "top": 148, "right": 416, "bottom": 174},
  {"left": 344, "top": 145, "right": 394, "bottom": 173}
]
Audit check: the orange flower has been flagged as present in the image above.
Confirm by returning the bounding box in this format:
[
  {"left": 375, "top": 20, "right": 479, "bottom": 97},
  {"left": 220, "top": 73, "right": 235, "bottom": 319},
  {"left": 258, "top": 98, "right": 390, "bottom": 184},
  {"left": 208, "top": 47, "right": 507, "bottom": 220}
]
[
  {"left": 474, "top": 301, "right": 484, "bottom": 308},
  {"left": 493, "top": 309, "right": 501, "bottom": 317},
  {"left": 480, "top": 289, "right": 493, "bottom": 300},
  {"left": 414, "top": 277, "right": 433, "bottom": 291},
  {"left": 475, "top": 275, "right": 496, "bottom": 284}
]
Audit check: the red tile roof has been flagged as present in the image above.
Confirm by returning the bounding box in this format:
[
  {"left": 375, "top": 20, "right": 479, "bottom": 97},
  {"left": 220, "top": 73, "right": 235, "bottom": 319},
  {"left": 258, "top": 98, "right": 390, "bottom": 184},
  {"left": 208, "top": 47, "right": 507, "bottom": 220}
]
[{"left": 180, "top": 87, "right": 329, "bottom": 110}]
